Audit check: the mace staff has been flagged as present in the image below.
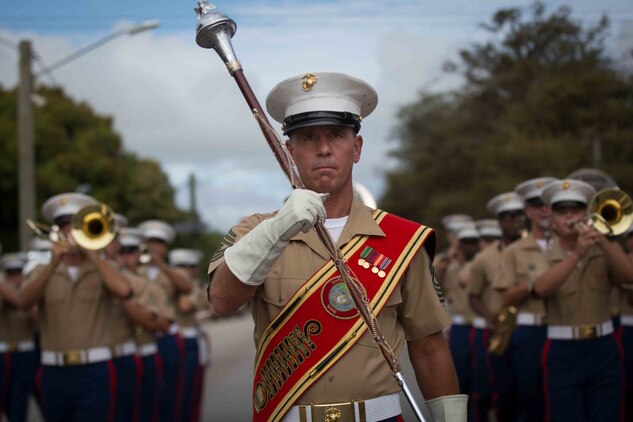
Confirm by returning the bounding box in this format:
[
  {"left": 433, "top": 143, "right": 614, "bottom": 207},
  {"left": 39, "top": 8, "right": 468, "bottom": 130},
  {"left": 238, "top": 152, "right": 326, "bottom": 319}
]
[{"left": 193, "top": 3, "right": 426, "bottom": 421}]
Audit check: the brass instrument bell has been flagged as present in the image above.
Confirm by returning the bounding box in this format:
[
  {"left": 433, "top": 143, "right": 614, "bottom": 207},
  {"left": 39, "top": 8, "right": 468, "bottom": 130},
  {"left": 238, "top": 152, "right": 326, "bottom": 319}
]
[
  {"left": 586, "top": 189, "right": 633, "bottom": 237},
  {"left": 70, "top": 203, "right": 117, "bottom": 250}
]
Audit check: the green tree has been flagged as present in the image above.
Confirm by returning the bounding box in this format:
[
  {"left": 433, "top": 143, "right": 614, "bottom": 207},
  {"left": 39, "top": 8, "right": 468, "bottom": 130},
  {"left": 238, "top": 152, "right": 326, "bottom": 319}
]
[
  {"left": 0, "top": 84, "right": 217, "bottom": 252},
  {"left": 382, "top": 2, "right": 633, "bottom": 248}
]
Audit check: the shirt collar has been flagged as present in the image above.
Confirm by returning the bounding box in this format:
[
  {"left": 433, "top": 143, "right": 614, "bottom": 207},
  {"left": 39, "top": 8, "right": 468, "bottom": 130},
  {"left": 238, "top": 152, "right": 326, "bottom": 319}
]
[{"left": 291, "top": 198, "right": 384, "bottom": 259}]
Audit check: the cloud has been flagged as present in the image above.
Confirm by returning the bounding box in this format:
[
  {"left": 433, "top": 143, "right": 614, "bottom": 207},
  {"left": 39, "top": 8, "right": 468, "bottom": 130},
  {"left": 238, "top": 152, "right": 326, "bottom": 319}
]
[{"left": 1, "top": 0, "right": 630, "bottom": 231}]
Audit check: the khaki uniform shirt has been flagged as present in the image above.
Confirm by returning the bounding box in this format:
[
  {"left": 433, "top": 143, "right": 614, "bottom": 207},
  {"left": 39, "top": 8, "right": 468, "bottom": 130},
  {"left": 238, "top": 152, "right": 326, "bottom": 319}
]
[
  {"left": 6, "top": 283, "right": 35, "bottom": 344},
  {"left": 0, "top": 288, "right": 8, "bottom": 343},
  {"left": 444, "top": 261, "right": 473, "bottom": 318},
  {"left": 468, "top": 242, "right": 503, "bottom": 316},
  {"left": 620, "top": 285, "right": 633, "bottom": 317},
  {"left": 137, "top": 265, "right": 188, "bottom": 320},
  {"left": 175, "top": 283, "right": 200, "bottom": 329},
  {"left": 209, "top": 199, "right": 449, "bottom": 403},
  {"left": 134, "top": 275, "right": 175, "bottom": 346},
  {"left": 493, "top": 234, "right": 547, "bottom": 317},
  {"left": 544, "top": 239, "right": 614, "bottom": 326},
  {"left": 110, "top": 266, "right": 148, "bottom": 346},
  {"left": 29, "top": 260, "right": 114, "bottom": 351}
]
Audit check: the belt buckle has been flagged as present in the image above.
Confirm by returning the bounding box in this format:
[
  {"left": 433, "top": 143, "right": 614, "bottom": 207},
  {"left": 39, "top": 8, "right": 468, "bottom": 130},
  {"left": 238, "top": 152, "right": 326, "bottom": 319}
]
[
  {"left": 7, "top": 343, "right": 16, "bottom": 353},
  {"left": 311, "top": 402, "right": 355, "bottom": 422},
  {"left": 578, "top": 325, "right": 597, "bottom": 339},
  {"left": 64, "top": 350, "right": 83, "bottom": 365}
]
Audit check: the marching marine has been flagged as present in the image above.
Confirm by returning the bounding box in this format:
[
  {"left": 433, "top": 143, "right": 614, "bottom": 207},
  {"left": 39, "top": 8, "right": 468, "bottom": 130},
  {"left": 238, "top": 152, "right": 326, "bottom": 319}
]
[
  {"left": 208, "top": 72, "right": 466, "bottom": 421},
  {"left": 468, "top": 192, "right": 525, "bottom": 421},
  {"left": 18, "top": 193, "right": 132, "bottom": 422},
  {"left": 534, "top": 179, "right": 633, "bottom": 421},
  {"left": 492, "top": 177, "right": 557, "bottom": 422}
]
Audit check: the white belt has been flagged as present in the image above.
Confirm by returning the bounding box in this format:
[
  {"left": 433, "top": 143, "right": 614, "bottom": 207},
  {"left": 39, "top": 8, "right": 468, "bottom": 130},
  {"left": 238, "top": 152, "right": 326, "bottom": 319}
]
[
  {"left": 158, "top": 323, "right": 180, "bottom": 337},
  {"left": 138, "top": 343, "right": 158, "bottom": 357},
  {"left": 179, "top": 327, "right": 199, "bottom": 339},
  {"left": 621, "top": 315, "right": 633, "bottom": 327},
  {"left": 472, "top": 317, "right": 488, "bottom": 329},
  {"left": 283, "top": 393, "right": 401, "bottom": 422},
  {"left": 16, "top": 340, "right": 36, "bottom": 352},
  {"left": 0, "top": 340, "right": 36, "bottom": 353},
  {"left": 517, "top": 312, "right": 546, "bottom": 326},
  {"left": 451, "top": 315, "right": 471, "bottom": 326},
  {"left": 548, "top": 320, "right": 614, "bottom": 340},
  {"left": 42, "top": 347, "right": 112, "bottom": 366},
  {"left": 113, "top": 340, "right": 137, "bottom": 357}
]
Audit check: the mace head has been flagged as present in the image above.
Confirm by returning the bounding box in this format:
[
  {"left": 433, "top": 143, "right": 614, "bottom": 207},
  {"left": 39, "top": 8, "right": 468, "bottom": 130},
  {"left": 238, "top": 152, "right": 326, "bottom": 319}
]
[{"left": 194, "top": 1, "right": 237, "bottom": 49}]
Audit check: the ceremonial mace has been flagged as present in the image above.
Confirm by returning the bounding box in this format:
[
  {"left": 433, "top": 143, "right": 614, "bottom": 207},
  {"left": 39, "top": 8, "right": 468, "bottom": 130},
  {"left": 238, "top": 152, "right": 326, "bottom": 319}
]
[{"left": 193, "top": 3, "right": 426, "bottom": 421}]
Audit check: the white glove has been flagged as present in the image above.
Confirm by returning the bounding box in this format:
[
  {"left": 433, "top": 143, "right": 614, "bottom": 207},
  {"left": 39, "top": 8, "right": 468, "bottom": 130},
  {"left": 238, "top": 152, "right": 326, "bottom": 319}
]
[
  {"left": 224, "top": 189, "right": 327, "bottom": 286},
  {"left": 426, "top": 394, "right": 468, "bottom": 422}
]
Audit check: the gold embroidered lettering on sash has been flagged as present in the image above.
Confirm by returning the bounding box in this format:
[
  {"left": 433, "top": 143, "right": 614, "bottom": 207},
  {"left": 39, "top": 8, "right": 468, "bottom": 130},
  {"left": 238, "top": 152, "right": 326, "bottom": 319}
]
[{"left": 255, "top": 320, "right": 321, "bottom": 411}]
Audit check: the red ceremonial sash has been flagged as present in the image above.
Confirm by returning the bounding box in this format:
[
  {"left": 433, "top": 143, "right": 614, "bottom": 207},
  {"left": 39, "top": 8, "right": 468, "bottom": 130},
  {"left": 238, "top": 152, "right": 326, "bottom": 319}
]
[{"left": 251, "top": 209, "right": 434, "bottom": 422}]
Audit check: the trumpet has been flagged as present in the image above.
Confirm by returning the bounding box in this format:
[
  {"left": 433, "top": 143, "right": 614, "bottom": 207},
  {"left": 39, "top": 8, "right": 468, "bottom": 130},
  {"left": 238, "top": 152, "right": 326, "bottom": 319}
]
[
  {"left": 71, "top": 203, "right": 117, "bottom": 250},
  {"left": 567, "top": 188, "right": 633, "bottom": 237},
  {"left": 26, "top": 202, "right": 117, "bottom": 250}
]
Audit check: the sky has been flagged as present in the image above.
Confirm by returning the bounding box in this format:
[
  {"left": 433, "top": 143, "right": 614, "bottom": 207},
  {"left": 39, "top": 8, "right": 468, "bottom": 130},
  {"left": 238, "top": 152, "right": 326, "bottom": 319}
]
[{"left": 1, "top": 0, "right": 632, "bottom": 232}]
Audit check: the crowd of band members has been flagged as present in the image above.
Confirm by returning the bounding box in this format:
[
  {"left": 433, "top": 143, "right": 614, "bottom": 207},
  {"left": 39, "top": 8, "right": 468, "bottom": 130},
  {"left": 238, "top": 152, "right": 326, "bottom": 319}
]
[
  {"left": 0, "top": 192, "right": 214, "bottom": 422},
  {"left": 436, "top": 168, "right": 633, "bottom": 422}
]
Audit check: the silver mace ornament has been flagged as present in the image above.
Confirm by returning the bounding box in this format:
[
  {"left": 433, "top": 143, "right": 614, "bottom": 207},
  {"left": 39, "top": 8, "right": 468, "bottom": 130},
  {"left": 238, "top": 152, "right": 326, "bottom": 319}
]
[{"left": 193, "top": 2, "right": 427, "bottom": 421}]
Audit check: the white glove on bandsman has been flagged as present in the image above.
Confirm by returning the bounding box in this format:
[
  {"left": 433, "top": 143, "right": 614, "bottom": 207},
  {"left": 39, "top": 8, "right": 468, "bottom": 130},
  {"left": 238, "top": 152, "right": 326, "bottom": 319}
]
[
  {"left": 224, "top": 189, "right": 327, "bottom": 286},
  {"left": 426, "top": 394, "right": 468, "bottom": 422}
]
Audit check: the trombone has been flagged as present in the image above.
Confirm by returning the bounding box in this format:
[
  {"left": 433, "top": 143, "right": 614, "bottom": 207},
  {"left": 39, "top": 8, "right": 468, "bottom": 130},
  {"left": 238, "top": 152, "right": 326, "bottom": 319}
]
[
  {"left": 27, "top": 202, "right": 117, "bottom": 250},
  {"left": 568, "top": 188, "right": 633, "bottom": 237}
]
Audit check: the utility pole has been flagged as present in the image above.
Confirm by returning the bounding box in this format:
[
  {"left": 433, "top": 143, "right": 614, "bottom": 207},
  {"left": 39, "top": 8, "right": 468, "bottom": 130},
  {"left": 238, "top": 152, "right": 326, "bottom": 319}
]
[
  {"left": 188, "top": 173, "right": 198, "bottom": 221},
  {"left": 18, "top": 40, "right": 35, "bottom": 250}
]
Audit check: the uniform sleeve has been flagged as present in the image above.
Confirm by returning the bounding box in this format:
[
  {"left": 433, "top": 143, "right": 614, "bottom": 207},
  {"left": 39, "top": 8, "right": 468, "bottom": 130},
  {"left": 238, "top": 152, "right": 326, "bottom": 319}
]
[
  {"left": 207, "top": 213, "right": 271, "bottom": 277},
  {"left": 492, "top": 247, "right": 515, "bottom": 290},
  {"left": 468, "top": 254, "right": 486, "bottom": 297},
  {"left": 398, "top": 249, "right": 451, "bottom": 342}
]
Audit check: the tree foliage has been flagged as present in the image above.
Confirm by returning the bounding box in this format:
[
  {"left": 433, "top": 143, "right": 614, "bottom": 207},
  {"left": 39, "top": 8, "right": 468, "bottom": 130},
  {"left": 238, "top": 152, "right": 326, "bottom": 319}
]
[
  {"left": 0, "top": 84, "right": 212, "bottom": 252},
  {"left": 381, "top": 2, "right": 633, "bottom": 247}
]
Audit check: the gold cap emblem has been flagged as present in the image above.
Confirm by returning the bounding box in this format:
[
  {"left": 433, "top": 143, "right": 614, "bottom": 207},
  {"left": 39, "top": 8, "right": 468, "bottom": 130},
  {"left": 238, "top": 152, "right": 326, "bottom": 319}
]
[
  {"left": 301, "top": 73, "right": 318, "bottom": 92},
  {"left": 562, "top": 181, "right": 571, "bottom": 190},
  {"left": 59, "top": 196, "right": 68, "bottom": 205},
  {"left": 536, "top": 181, "right": 544, "bottom": 188}
]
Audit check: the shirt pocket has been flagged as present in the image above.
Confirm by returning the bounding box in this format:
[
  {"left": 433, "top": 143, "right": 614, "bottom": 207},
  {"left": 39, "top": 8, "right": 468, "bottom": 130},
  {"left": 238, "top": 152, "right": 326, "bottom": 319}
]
[
  {"left": 357, "top": 288, "right": 403, "bottom": 348},
  {"left": 45, "top": 280, "right": 68, "bottom": 305},
  {"left": 77, "top": 279, "right": 104, "bottom": 303}
]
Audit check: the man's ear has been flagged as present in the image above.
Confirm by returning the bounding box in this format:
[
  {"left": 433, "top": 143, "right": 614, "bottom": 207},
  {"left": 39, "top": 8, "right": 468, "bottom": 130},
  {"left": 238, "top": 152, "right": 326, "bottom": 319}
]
[
  {"left": 353, "top": 135, "right": 363, "bottom": 163},
  {"left": 285, "top": 139, "right": 293, "bottom": 155}
]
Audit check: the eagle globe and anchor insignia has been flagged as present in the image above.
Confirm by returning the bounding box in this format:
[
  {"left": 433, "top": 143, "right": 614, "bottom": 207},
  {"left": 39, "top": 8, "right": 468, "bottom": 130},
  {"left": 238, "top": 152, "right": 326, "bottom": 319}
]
[{"left": 321, "top": 276, "right": 364, "bottom": 320}]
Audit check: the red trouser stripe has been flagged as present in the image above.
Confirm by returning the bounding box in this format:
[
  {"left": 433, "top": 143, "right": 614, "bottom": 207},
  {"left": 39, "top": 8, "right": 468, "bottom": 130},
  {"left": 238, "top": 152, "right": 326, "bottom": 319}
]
[
  {"left": 133, "top": 355, "right": 144, "bottom": 422},
  {"left": 154, "top": 354, "right": 163, "bottom": 422},
  {"left": 175, "top": 335, "right": 186, "bottom": 422},
  {"left": 541, "top": 339, "right": 552, "bottom": 422},
  {"left": 107, "top": 360, "right": 117, "bottom": 422},
  {"left": 613, "top": 333, "right": 626, "bottom": 422}
]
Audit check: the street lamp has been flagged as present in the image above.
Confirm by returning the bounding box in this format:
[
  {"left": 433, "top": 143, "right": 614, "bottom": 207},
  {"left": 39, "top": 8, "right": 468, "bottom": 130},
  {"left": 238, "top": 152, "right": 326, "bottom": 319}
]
[
  {"left": 34, "top": 20, "right": 160, "bottom": 77},
  {"left": 17, "top": 20, "right": 160, "bottom": 249}
]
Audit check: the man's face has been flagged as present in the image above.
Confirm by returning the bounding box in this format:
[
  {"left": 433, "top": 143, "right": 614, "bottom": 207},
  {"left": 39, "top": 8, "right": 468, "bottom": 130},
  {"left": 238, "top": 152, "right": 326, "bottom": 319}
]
[
  {"left": 498, "top": 210, "right": 526, "bottom": 241},
  {"left": 118, "top": 247, "right": 140, "bottom": 270},
  {"left": 459, "top": 238, "right": 480, "bottom": 261},
  {"left": 147, "top": 238, "right": 168, "bottom": 260},
  {"left": 286, "top": 125, "right": 362, "bottom": 194},
  {"left": 551, "top": 206, "right": 586, "bottom": 239},
  {"left": 524, "top": 198, "right": 550, "bottom": 229},
  {"left": 104, "top": 238, "right": 121, "bottom": 260}
]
